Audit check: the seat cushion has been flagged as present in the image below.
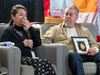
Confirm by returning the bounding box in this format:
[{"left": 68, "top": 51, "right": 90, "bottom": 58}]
[
  {"left": 83, "top": 62, "right": 97, "bottom": 75},
  {"left": 52, "top": 64, "right": 57, "bottom": 74},
  {"left": 20, "top": 64, "right": 57, "bottom": 75},
  {"left": 20, "top": 65, "right": 34, "bottom": 75},
  {"left": 0, "top": 67, "right": 8, "bottom": 74},
  {"left": 68, "top": 62, "right": 97, "bottom": 75}
]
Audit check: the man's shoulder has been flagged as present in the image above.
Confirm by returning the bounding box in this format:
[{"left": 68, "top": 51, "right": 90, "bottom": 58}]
[
  {"left": 81, "top": 25, "right": 89, "bottom": 31},
  {"left": 76, "top": 23, "right": 88, "bottom": 30},
  {"left": 51, "top": 23, "right": 63, "bottom": 28}
]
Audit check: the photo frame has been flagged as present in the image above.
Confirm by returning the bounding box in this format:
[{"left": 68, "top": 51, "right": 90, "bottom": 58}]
[{"left": 71, "top": 37, "right": 90, "bottom": 54}]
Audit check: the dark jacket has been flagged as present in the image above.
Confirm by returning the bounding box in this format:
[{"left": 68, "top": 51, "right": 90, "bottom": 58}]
[{"left": 0, "top": 25, "right": 41, "bottom": 57}]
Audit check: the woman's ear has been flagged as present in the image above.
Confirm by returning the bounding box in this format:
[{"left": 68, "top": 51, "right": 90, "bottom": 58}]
[{"left": 12, "top": 15, "right": 14, "bottom": 20}]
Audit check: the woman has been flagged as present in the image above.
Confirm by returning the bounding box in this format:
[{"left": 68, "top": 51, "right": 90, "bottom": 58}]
[
  {"left": 0, "top": 4, "right": 56, "bottom": 75},
  {"left": 78, "top": 41, "right": 86, "bottom": 52}
]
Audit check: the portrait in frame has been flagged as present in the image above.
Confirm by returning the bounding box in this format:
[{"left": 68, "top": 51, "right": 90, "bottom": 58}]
[{"left": 71, "top": 37, "right": 90, "bottom": 54}]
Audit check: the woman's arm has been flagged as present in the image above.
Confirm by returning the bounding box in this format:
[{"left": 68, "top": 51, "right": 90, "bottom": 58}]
[{"left": 28, "top": 26, "right": 42, "bottom": 48}]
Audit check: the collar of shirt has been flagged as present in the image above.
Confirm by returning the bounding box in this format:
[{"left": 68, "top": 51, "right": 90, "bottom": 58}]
[{"left": 67, "top": 27, "right": 78, "bottom": 37}]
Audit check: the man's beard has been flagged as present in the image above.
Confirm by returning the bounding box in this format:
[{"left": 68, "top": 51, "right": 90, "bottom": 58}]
[
  {"left": 64, "top": 18, "right": 71, "bottom": 27},
  {"left": 65, "top": 21, "right": 71, "bottom": 27}
]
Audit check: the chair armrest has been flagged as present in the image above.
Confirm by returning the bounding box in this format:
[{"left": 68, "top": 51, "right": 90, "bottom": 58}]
[
  {"left": 34, "top": 43, "right": 69, "bottom": 75},
  {"left": 0, "top": 46, "right": 21, "bottom": 75}
]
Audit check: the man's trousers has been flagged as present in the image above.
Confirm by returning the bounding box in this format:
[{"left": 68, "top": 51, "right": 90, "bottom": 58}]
[{"left": 68, "top": 52, "right": 100, "bottom": 75}]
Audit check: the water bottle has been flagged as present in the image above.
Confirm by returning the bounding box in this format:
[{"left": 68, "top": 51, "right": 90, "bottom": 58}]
[
  {"left": 0, "top": 42, "right": 14, "bottom": 47},
  {"left": 4, "top": 42, "right": 11, "bottom": 46}
]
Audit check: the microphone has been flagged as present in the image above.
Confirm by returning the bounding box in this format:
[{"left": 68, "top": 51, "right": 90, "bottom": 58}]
[
  {"left": 23, "top": 25, "right": 36, "bottom": 57},
  {"left": 23, "top": 25, "right": 30, "bottom": 39}
]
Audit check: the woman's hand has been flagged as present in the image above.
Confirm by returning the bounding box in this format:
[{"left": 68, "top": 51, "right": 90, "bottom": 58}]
[
  {"left": 87, "top": 48, "right": 97, "bottom": 56},
  {"left": 21, "top": 19, "right": 31, "bottom": 29},
  {"left": 23, "top": 39, "right": 33, "bottom": 48}
]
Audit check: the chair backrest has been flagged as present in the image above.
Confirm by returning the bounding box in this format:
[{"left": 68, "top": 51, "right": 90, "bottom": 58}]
[
  {"left": 40, "top": 23, "right": 96, "bottom": 40},
  {"left": 40, "top": 23, "right": 58, "bottom": 37},
  {"left": 0, "top": 23, "right": 8, "bottom": 35},
  {"left": 81, "top": 23, "right": 96, "bottom": 41}
]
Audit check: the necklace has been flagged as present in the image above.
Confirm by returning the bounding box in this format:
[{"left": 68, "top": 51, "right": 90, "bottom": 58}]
[{"left": 11, "top": 26, "right": 25, "bottom": 40}]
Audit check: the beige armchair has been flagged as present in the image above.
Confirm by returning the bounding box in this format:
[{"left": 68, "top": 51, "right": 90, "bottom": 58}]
[{"left": 40, "top": 23, "right": 100, "bottom": 75}]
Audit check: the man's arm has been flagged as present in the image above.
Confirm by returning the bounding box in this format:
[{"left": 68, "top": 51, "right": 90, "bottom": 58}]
[{"left": 86, "top": 29, "right": 100, "bottom": 55}]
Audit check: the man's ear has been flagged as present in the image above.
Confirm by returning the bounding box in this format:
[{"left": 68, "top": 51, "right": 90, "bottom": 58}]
[{"left": 76, "top": 16, "right": 78, "bottom": 21}]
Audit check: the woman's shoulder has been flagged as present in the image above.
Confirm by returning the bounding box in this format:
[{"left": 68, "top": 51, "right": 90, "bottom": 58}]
[
  {"left": 2, "top": 27, "right": 13, "bottom": 34},
  {"left": 3, "top": 27, "right": 12, "bottom": 31}
]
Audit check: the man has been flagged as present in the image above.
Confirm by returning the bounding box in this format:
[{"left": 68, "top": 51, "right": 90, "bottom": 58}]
[{"left": 41, "top": 6, "right": 100, "bottom": 75}]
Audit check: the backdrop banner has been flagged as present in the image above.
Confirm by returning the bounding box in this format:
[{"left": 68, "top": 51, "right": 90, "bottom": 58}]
[{"left": 44, "top": 0, "right": 100, "bottom": 42}]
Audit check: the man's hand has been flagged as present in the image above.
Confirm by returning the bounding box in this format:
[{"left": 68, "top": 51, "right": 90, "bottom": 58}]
[
  {"left": 87, "top": 48, "right": 97, "bottom": 56},
  {"left": 23, "top": 39, "right": 33, "bottom": 48}
]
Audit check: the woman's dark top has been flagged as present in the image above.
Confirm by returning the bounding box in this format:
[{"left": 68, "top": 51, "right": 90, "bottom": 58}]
[{"left": 0, "top": 25, "right": 41, "bottom": 57}]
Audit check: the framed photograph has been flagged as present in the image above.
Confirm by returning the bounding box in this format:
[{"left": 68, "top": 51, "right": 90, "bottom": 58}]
[{"left": 71, "top": 37, "right": 90, "bottom": 54}]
